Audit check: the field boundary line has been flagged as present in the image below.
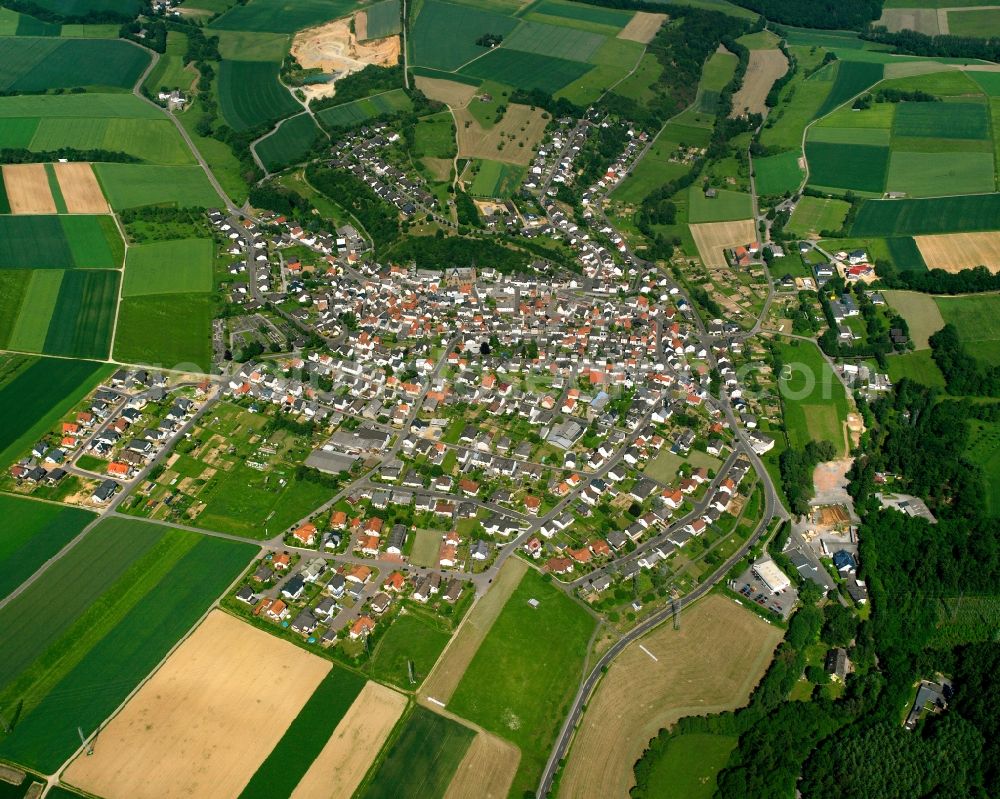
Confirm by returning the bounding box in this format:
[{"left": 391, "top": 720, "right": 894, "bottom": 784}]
[
  {"left": 53, "top": 550, "right": 264, "bottom": 783},
  {"left": 106, "top": 212, "right": 130, "bottom": 364}
]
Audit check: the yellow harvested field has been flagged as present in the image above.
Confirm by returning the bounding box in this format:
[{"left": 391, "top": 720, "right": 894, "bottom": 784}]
[
  {"left": 915, "top": 231, "right": 1000, "bottom": 275},
  {"left": 560, "top": 594, "right": 783, "bottom": 799},
  {"left": 2, "top": 164, "right": 56, "bottom": 215},
  {"left": 63, "top": 611, "right": 331, "bottom": 799},
  {"left": 454, "top": 103, "right": 548, "bottom": 166},
  {"left": 290, "top": 682, "right": 407, "bottom": 799},
  {"left": 690, "top": 219, "right": 756, "bottom": 268},
  {"left": 883, "top": 289, "right": 945, "bottom": 349},
  {"left": 416, "top": 76, "right": 477, "bottom": 107},
  {"left": 731, "top": 48, "right": 788, "bottom": 117},
  {"left": 53, "top": 162, "right": 108, "bottom": 213},
  {"left": 444, "top": 730, "right": 520, "bottom": 799},
  {"left": 422, "top": 557, "right": 528, "bottom": 703},
  {"left": 617, "top": 11, "right": 666, "bottom": 43}
]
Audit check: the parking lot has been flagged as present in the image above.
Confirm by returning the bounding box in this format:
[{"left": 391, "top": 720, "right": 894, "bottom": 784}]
[{"left": 732, "top": 565, "right": 798, "bottom": 619}]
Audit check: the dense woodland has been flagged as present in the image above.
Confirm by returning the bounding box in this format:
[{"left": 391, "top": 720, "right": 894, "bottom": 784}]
[{"left": 929, "top": 324, "right": 1000, "bottom": 397}]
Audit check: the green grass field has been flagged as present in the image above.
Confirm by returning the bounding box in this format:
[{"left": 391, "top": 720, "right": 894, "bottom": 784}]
[
  {"left": 144, "top": 30, "right": 194, "bottom": 96},
  {"left": 760, "top": 54, "right": 836, "bottom": 150},
  {"left": 935, "top": 293, "right": 1000, "bottom": 365},
  {"left": 94, "top": 164, "right": 222, "bottom": 210},
  {"left": 787, "top": 196, "right": 850, "bottom": 236},
  {"left": 503, "top": 20, "right": 605, "bottom": 63},
  {"left": 887, "top": 235, "right": 928, "bottom": 271},
  {"left": 468, "top": 159, "right": 525, "bottom": 198},
  {"left": 0, "top": 522, "right": 255, "bottom": 772},
  {"left": 114, "top": 292, "right": 214, "bottom": 371},
  {"left": 0, "top": 38, "right": 149, "bottom": 92},
  {"left": 887, "top": 349, "right": 946, "bottom": 388},
  {"left": 0, "top": 271, "right": 29, "bottom": 346},
  {"left": 688, "top": 186, "right": 753, "bottom": 223},
  {"left": 409, "top": 528, "right": 441, "bottom": 567},
  {"left": 946, "top": 7, "right": 1000, "bottom": 36},
  {"left": 362, "top": 707, "right": 475, "bottom": 799},
  {"left": 0, "top": 93, "right": 161, "bottom": 119},
  {"left": 851, "top": 192, "right": 1000, "bottom": 235},
  {"left": 410, "top": 0, "right": 519, "bottom": 71},
  {"left": 0, "top": 356, "right": 110, "bottom": 467},
  {"left": 256, "top": 111, "right": 323, "bottom": 171},
  {"left": 0, "top": 215, "right": 120, "bottom": 269},
  {"left": 698, "top": 49, "right": 739, "bottom": 114},
  {"left": 777, "top": 339, "right": 850, "bottom": 456},
  {"left": 0, "top": 496, "right": 93, "bottom": 602},
  {"left": 886, "top": 150, "right": 994, "bottom": 197},
  {"left": 639, "top": 733, "right": 738, "bottom": 799},
  {"left": 815, "top": 60, "right": 884, "bottom": 117},
  {"left": 194, "top": 458, "right": 331, "bottom": 537},
  {"left": 217, "top": 59, "right": 300, "bottom": 131},
  {"left": 753, "top": 150, "right": 803, "bottom": 196},
  {"left": 238, "top": 667, "right": 367, "bottom": 799},
  {"left": 363, "top": 0, "right": 401, "bottom": 38},
  {"left": 27, "top": 0, "right": 142, "bottom": 14},
  {"left": 211, "top": 0, "right": 358, "bottom": 31},
  {"left": 806, "top": 141, "right": 889, "bottom": 194},
  {"left": 316, "top": 89, "right": 413, "bottom": 130},
  {"left": 529, "top": 0, "right": 632, "bottom": 30},
  {"left": 612, "top": 52, "right": 664, "bottom": 105},
  {"left": 13, "top": 116, "right": 194, "bottom": 164},
  {"left": 41, "top": 269, "right": 119, "bottom": 359},
  {"left": 370, "top": 611, "right": 451, "bottom": 688},
  {"left": 893, "top": 100, "right": 990, "bottom": 140},
  {"left": 123, "top": 238, "right": 214, "bottom": 296},
  {"left": 413, "top": 112, "right": 457, "bottom": 159},
  {"left": 215, "top": 29, "right": 291, "bottom": 60},
  {"left": 967, "top": 419, "right": 1000, "bottom": 516},
  {"left": 448, "top": 568, "right": 597, "bottom": 797},
  {"left": 612, "top": 151, "right": 689, "bottom": 205},
  {"left": 460, "top": 47, "right": 591, "bottom": 95}
]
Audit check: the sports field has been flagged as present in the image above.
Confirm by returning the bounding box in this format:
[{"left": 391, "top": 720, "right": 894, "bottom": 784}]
[
  {"left": 787, "top": 196, "right": 850, "bottom": 237},
  {"left": 123, "top": 238, "right": 214, "bottom": 297},
  {"left": 0, "top": 38, "right": 149, "bottom": 92},
  {"left": 447, "top": 568, "right": 597, "bottom": 797},
  {"left": 936, "top": 293, "right": 1000, "bottom": 365},
  {"left": 561, "top": 595, "right": 780, "bottom": 799},
  {"left": 218, "top": 60, "right": 301, "bottom": 131},
  {"left": 291, "top": 682, "right": 408, "bottom": 799},
  {"left": 256, "top": 112, "right": 323, "bottom": 171},
  {"left": 93, "top": 164, "right": 222, "bottom": 210},
  {"left": 316, "top": 89, "right": 413, "bottom": 129},
  {"left": 408, "top": 0, "right": 519, "bottom": 71},
  {"left": 753, "top": 150, "right": 803, "bottom": 197},
  {"left": 0, "top": 215, "right": 120, "bottom": 269},
  {"left": 211, "top": 0, "right": 359, "bottom": 32},
  {"left": 0, "top": 495, "right": 93, "bottom": 601},
  {"left": 0, "top": 519, "right": 256, "bottom": 772},
  {"left": 0, "top": 356, "right": 110, "bottom": 468},
  {"left": 777, "top": 338, "right": 851, "bottom": 455},
  {"left": 114, "top": 292, "right": 215, "bottom": 371},
  {"left": 65, "top": 611, "right": 335, "bottom": 799},
  {"left": 362, "top": 707, "right": 476, "bottom": 799},
  {"left": 851, "top": 193, "right": 1000, "bottom": 236}
]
